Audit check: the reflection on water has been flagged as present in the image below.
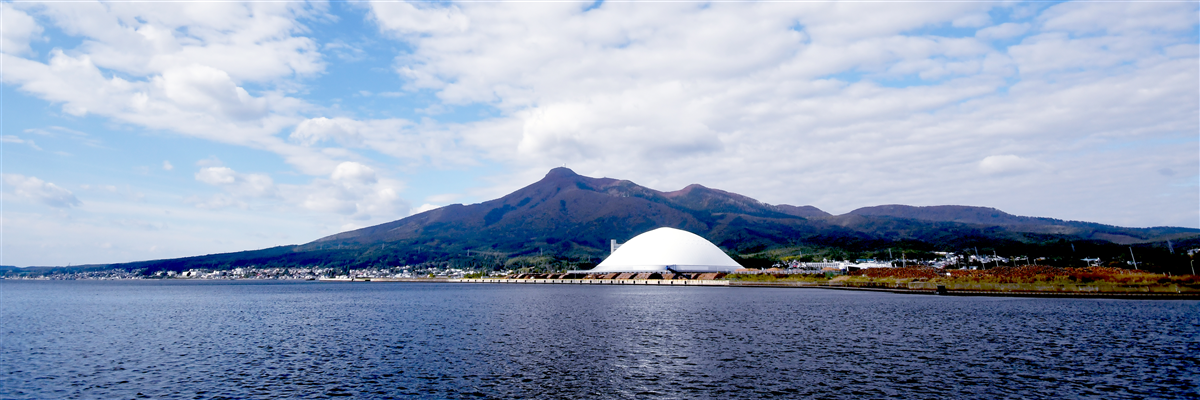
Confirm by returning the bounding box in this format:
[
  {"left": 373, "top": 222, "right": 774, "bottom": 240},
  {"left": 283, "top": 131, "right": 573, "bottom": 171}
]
[{"left": 2, "top": 281, "right": 1197, "bottom": 399}]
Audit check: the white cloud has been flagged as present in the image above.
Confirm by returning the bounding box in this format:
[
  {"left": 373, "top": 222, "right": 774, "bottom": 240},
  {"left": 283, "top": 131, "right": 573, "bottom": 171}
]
[
  {"left": 195, "top": 166, "right": 278, "bottom": 198},
  {"left": 162, "top": 160, "right": 174, "bottom": 171},
  {"left": 1039, "top": 2, "right": 1196, "bottom": 35},
  {"left": 979, "top": 155, "right": 1037, "bottom": 175},
  {"left": 2, "top": 174, "right": 81, "bottom": 208},
  {"left": 2, "top": 135, "right": 41, "bottom": 150},
  {"left": 976, "top": 23, "right": 1029, "bottom": 40},
  {"left": 372, "top": 2, "right": 1011, "bottom": 174},
  {"left": 298, "top": 161, "right": 407, "bottom": 221},
  {"left": 290, "top": 116, "right": 477, "bottom": 167},
  {"left": 291, "top": 117, "right": 367, "bottom": 146},
  {"left": 0, "top": 3, "right": 42, "bottom": 56},
  {"left": 157, "top": 64, "right": 268, "bottom": 121},
  {"left": 370, "top": 1, "right": 470, "bottom": 37},
  {"left": 952, "top": 12, "right": 991, "bottom": 28},
  {"left": 330, "top": 161, "right": 377, "bottom": 184},
  {"left": 0, "top": 47, "right": 331, "bottom": 176},
  {"left": 0, "top": 1, "right": 436, "bottom": 264},
  {"left": 186, "top": 162, "right": 408, "bottom": 222},
  {"left": 1, "top": 1, "right": 341, "bottom": 177},
  {"left": 368, "top": 1, "right": 1196, "bottom": 227},
  {"left": 20, "top": 1, "right": 324, "bottom": 81}
]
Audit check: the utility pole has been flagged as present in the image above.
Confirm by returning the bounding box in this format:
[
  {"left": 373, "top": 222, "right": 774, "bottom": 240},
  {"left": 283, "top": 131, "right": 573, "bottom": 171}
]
[{"left": 1129, "top": 247, "right": 1138, "bottom": 270}]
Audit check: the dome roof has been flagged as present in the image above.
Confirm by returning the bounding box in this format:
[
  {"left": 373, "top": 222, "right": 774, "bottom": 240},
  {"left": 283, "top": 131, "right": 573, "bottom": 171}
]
[{"left": 591, "top": 227, "right": 743, "bottom": 273}]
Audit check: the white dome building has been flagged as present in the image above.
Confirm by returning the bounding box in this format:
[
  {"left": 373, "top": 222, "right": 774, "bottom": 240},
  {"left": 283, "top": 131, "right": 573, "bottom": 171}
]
[{"left": 588, "top": 227, "right": 743, "bottom": 273}]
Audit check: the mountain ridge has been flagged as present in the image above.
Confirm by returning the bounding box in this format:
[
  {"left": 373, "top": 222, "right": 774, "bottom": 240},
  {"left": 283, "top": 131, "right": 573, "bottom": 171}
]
[
  {"left": 314, "top": 167, "right": 1193, "bottom": 249},
  {"left": 308, "top": 167, "right": 828, "bottom": 253},
  {"left": 845, "top": 204, "right": 1195, "bottom": 244},
  {"left": 20, "top": 167, "right": 1198, "bottom": 274}
]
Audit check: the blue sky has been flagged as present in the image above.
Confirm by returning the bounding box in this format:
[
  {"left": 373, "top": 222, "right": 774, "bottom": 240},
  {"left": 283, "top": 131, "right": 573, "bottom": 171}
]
[{"left": 2, "top": 1, "right": 1197, "bottom": 267}]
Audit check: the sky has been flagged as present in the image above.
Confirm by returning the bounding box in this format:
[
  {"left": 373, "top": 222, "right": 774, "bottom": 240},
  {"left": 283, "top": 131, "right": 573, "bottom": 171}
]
[{"left": 1, "top": 0, "right": 1197, "bottom": 267}]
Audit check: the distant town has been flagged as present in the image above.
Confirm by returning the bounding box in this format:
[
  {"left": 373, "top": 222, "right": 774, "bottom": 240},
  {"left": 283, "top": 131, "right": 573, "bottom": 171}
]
[
  {"left": 5, "top": 249, "right": 1183, "bottom": 281},
  {"left": 0, "top": 266, "right": 505, "bottom": 281}
]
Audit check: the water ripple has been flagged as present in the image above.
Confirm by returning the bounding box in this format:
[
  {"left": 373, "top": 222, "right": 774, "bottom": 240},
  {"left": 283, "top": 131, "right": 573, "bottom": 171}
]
[{"left": 2, "top": 281, "right": 1197, "bottom": 399}]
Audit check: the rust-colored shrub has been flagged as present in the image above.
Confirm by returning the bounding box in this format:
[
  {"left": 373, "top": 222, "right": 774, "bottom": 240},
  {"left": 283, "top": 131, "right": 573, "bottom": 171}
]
[
  {"left": 941, "top": 265, "right": 1182, "bottom": 285},
  {"left": 850, "top": 266, "right": 937, "bottom": 280}
]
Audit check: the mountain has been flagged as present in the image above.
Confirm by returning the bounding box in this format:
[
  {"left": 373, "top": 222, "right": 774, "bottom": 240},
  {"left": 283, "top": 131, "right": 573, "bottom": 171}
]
[
  {"left": 314, "top": 167, "right": 1194, "bottom": 250},
  {"left": 30, "top": 167, "right": 1199, "bottom": 275},
  {"left": 305, "top": 167, "right": 840, "bottom": 256},
  {"left": 846, "top": 205, "right": 1197, "bottom": 244},
  {"left": 295, "top": 167, "right": 1195, "bottom": 268}
]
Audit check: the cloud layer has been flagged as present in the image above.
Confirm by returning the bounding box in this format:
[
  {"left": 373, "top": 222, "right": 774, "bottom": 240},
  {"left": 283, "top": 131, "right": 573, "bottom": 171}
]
[
  {"left": 361, "top": 1, "right": 1197, "bottom": 223},
  {"left": 1, "top": 1, "right": 1196, "bottom": 266}
]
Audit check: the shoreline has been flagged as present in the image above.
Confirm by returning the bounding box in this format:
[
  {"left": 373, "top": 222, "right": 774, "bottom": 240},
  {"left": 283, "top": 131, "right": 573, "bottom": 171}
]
[
  {"left": 8, "top": 277, "right": 1195, "bottom": 299},
  {"left": 442, "top": 278, "right": 1200, "bottom": 299}
]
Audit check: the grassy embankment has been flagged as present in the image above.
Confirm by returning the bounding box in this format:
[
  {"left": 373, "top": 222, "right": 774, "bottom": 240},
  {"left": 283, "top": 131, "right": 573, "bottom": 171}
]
[
  {"left": 722, "top": 273, "right": 830, "bottom": 283},
  {"left": 727, "top": 265, "right": 1200, "bottom": 294}
]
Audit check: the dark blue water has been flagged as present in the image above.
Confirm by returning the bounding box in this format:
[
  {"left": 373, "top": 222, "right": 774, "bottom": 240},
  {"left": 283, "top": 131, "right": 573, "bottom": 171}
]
[{"left": 2, "top": 281, "right": 1197, "bottom": 399}]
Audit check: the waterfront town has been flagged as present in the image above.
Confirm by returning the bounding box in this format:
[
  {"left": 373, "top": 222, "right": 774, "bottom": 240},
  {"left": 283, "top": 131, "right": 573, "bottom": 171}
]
[
  {"left": 0, "top": 266, "right": 492, "bottom": 281},
  {"left": 1, "top": 251, "right": 1169, "bottom": 281},
  {"left": 5, "top": 227, "right": 1196, "bottom": 283}
]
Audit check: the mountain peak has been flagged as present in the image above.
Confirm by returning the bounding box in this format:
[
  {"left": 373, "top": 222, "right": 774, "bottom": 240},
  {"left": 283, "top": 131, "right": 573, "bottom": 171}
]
[
  {"left": 544, "top": 167, "right": 579, "bottom": 179},
  {"left": 663, "top": 183, "right": 709, "bottom": 198}
]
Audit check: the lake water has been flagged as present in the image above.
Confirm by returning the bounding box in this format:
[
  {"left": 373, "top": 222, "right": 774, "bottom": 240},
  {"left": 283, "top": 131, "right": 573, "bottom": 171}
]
[{"left": 2, "top": 280, "right": 1197, "bottom": 399}]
